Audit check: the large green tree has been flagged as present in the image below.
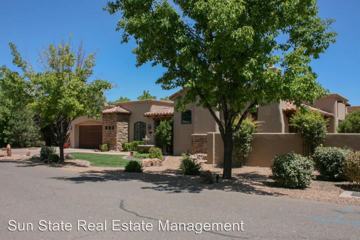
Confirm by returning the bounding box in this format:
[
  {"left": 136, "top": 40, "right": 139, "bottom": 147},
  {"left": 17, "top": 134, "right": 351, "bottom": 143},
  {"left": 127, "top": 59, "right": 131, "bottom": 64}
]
[
  {"left": 107, "top": 0, "right": 335, "bottom": 178},
  {"left": 9, "top": 42, "right": 111, "bottom": 162},
  {"left": 0, "top": 63, "right": 40, "bottom": 147}
]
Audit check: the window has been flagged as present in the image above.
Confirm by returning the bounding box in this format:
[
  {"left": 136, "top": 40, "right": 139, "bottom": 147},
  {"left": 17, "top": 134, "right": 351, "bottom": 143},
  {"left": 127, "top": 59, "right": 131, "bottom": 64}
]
[
  {"left": 181, "top": 110, "right": 192, "bottom": 124},
  {"left": 134, "top": 121, "right": 146, "bottom": 141}
]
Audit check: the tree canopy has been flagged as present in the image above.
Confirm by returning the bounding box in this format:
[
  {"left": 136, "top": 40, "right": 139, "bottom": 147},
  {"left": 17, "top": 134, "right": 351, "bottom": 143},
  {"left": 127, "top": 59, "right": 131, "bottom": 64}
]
[
  {"left": 137, "top": 90, "right": 156, "bottom": 100},
  {"left": 107, "top": 0, "right": 336, "bottom": 178},
  {"left": 7, "top": 42, "right": 111, "bottom": 161},
  {"left": 108, "top": 96, "right": 131, "bottom": 105},
  {"left": 338, "top": 110, "right": 360, "bottom": 133},
  {"left": 0, "top": 63, "right": 40, "bottom": 147}
]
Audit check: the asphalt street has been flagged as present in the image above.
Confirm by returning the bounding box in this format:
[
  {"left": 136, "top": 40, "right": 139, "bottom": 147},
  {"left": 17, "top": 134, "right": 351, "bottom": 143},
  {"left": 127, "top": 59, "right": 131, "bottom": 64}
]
[{"left": 0, "top": 160, "right": 359, "bottom": 240}]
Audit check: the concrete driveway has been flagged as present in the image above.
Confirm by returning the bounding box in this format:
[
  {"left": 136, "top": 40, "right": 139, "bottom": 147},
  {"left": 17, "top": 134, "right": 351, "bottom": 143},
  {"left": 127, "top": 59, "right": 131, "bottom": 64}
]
[{"left": 0, "top": 160, "right": 359, "bottom": 240}]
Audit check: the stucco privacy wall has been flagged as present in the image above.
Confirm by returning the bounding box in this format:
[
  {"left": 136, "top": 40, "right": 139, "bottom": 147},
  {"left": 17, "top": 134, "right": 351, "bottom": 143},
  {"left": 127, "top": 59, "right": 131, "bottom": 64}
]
[
  {"left": 191, "top": 134, "right": 207, "bottom": 154},
  {"left": 207, "top": 133, "right": 360, "bottom": 167}
]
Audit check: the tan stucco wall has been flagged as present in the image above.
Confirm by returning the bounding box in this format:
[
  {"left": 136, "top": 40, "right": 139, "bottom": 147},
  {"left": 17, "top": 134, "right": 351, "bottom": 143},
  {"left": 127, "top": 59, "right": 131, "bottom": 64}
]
[
  {"left": 247, "top": 133, "right": 304, "bottom": 167},
  {"left": 257, "top": 102, "right": 285, "bottom": 133},
  {"left": 119, "top": 100, "right": 174, "bottom": 144},
  {"left": 69, "top": 116, "right": 103, "bottom": 148},
  {"left": 324, "top": 134, "right": 360, "bottom": 150},
  {"left": 121, "top": 102, "right": 155, "bottom": 144},
  {"left": 206, "top": 132, "right": 360, "bottom": 167},
  {"left": 173, "top": 101, "right": 219, "bottom": 155}
]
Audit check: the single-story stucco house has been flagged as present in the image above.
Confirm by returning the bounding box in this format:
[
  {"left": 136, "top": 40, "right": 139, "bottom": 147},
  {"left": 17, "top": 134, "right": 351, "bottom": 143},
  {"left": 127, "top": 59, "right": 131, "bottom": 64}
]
[
  {"left": 69, "top": 100, "right": 173, "bottom": 150},
  {"left": 68, "top": 91, "right": 359, "bottom": 158}
]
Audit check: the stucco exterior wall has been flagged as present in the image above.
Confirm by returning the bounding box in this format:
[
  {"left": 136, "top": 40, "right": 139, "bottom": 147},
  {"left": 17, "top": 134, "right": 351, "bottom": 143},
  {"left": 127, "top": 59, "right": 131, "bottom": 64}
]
[
  {"left": 257, "top": 103, "right": 285, "bottom": 133},
  {"left": 173, "top": 101, "right": 219, "bottom": 155},
  {"left": 121, "top": 102, "right": 155, "bottom": 143},
  {"left": 207, "top": 132, "right": 360, "bottom": 167},
  {"left": 119, "top": 100, "right": 174, "bottom": 144}
]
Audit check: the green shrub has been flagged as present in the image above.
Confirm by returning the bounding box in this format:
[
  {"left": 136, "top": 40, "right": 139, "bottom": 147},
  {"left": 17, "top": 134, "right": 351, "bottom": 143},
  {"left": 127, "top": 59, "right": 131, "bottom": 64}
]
[
  {"left": 48, "top": 153, "right": 60, "bottom": 163},
  {"left": 272, "top": 153, "right": 314, "bottom": 189},
  {"left": 180, "top": 155, "right": 201, "bottom": 175},
  {"left": 233, "top": 118, "right": 256, "bottom": 166},
  {"left": 133, "top": 152, "right": 150, "bottom": 159},
  {"left": 155, "top": 120, "right": 172, "bottom": 152},
  {"left": 344, "top": 151, "right": 360, "bottom": 185},
  {"left": 40, "top": 146, "right": 56, "bottom": 162},
  {"left": 122, "top": 141, "right": 144, "bottom": 151},
  {"left": 125, "top": 160, "right": 143, "bottom": 172},
  {"left": 313, "top": 146, "right": 352, "bottom": 180},
  {"left": 338, "top": 110, "right": 360, "bottom": 133},
  {"left": 99, "top": 144, "right": 109, "bottom": 152},
  {"left": 149, "top": 147, "right": 163, "bottom": 159},
  {"left": 290, "top": 109, "right": 327, "bottom": 155}
]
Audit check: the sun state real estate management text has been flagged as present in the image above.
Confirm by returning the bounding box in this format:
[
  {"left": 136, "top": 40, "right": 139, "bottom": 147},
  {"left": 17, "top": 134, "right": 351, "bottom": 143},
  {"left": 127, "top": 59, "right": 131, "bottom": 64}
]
[{"left": 7, "top": 219, "right": 245, "bottom": 235}]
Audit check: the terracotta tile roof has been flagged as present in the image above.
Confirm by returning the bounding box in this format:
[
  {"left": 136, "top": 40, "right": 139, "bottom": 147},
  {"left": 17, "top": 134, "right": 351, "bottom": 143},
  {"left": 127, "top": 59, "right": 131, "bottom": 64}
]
[
  {"left": 102, "top": 106, "right": 130, "bottom": 114},
  {"left": 348, "top": 106, "right": 360, "bottom": 113},
  {"left": 144, "top": 110, "right": 174, "bottom": 117},
  {"left": 282, "top": 101, "right": 333, "bottom": 117}
]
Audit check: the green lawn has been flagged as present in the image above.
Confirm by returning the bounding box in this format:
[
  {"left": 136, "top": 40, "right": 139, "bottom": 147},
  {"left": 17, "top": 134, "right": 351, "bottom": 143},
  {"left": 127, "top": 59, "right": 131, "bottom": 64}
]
[{"left": 70, "top": 152, "right": 131, "bottom": 167}]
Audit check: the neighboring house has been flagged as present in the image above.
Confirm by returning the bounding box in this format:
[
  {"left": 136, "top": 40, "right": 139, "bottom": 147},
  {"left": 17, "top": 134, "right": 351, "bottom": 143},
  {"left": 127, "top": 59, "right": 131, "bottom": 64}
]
[
  {"left": 69, "top": 100, "right": 173, "bottom": 150},
  {"left": 170, "top": 91, "right": 355, "bottom": 155},
  {"left": 257, "top": 94, "right": 350, "bottom": 133},
  {"left": 348, "top": 105, "right": 360, "bottom": 113}
]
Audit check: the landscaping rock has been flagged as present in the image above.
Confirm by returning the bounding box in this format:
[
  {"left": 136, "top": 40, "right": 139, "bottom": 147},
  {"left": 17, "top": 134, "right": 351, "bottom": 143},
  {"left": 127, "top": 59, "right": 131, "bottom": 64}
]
[
  {"left": 190, "top": 153, "right": 207, "bottom": 164},
  {"left": 142, "top": 158, "right": 162, "bottom": 167}
]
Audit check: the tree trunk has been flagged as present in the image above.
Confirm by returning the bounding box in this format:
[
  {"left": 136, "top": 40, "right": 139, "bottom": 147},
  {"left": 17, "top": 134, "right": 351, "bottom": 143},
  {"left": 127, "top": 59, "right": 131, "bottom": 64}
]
[
  {"left": 222, "top": 130, "right": 234, "bottom": 179},
  {"left": 59, "top": 144, "right": 65, "bottom": 163}
]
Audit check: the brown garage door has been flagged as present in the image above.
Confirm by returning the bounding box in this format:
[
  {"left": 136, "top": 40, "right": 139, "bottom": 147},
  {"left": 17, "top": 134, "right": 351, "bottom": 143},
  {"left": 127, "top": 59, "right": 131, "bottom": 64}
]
[{"left": 79, "top": 125, "right": 102, "bottom": 149}]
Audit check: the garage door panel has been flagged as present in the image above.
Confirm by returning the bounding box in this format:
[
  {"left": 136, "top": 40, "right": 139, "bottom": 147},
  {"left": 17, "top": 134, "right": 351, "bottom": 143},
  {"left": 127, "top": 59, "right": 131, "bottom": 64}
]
[{"left": 79, "top": 125, "right": 102, "bottom": 149}]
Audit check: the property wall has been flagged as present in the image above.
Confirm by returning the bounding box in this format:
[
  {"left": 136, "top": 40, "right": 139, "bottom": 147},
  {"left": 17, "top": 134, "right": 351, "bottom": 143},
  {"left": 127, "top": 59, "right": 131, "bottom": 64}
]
[
  {"left": 191, "top": 134, "right": 208, "bottom": 154},
  {"left": 69, "top": 116, "right": 103, "bottom": 148},
  {"left": 207, "top": 132, "right": 360, "bottom": 167}
]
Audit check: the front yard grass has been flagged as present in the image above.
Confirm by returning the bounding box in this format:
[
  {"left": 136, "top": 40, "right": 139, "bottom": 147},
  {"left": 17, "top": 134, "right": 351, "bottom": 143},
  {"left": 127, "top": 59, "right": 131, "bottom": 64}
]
[{"left": 70, "top": 152, "right": 132, "bottom": 167}]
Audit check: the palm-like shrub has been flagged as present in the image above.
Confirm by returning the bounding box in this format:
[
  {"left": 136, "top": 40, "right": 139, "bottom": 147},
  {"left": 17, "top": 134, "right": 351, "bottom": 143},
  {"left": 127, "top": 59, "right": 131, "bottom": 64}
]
[
  {"left": 313, "top": 146, "right": 351, "bottom": 180},
  {"left": 272, "top": 153, "right": 314, "bottom": 189},
  {"left": 180, "top": 155, "right": 201, "bottom": 175}
]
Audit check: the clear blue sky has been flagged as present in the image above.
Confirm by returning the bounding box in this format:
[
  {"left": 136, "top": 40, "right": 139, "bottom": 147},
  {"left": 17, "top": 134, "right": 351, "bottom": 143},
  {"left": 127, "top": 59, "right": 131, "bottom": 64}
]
[{"left": 0, "top": 0, "right": 359, "bottom": 105}]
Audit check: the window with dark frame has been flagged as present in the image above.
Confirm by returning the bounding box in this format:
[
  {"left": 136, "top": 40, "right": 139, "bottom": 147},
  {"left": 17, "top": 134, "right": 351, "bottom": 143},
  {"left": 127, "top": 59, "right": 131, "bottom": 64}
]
[{"left": 181, "top": 110, "right": 192, "bottom": 124}]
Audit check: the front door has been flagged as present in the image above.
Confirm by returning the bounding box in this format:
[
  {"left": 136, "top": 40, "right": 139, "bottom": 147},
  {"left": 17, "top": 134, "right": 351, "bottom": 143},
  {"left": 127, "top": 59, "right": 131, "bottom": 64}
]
[{"left": 134, "top": 121, "right": 146, "bottom": 141}]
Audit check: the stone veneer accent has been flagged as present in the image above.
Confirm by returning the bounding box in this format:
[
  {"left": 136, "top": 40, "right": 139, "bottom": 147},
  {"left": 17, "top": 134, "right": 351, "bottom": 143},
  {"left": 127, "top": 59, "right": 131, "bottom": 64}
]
[
  {"left": 102, "top": 113, "right": 129, "bottom": 151},
  {"left": 191, "top": 134, "right": 207, "bottom": 154}
]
